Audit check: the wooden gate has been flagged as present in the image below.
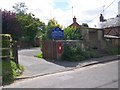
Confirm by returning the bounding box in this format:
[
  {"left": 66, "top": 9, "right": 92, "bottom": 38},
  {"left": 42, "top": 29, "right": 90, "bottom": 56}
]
[{"left": 42, "top": 40, "right": 56, "bottom": 60}]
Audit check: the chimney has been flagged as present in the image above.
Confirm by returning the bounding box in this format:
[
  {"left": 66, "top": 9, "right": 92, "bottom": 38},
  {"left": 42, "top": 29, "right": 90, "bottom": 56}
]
[
  {"left": 73, "top": 16, "right": 76, "bottom": 23},
  {"left": 100, "top": 14, "right": 104, "bottom": 22}
]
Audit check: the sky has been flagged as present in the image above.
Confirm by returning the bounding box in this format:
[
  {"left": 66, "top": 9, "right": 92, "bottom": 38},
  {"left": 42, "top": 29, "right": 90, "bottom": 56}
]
[{"left": 0, "top": 0, "right": 119, "bottom": 28}]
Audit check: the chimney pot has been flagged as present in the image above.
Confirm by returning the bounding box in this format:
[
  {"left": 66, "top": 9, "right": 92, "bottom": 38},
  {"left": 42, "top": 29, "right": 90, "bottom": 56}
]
[{"left": 73, "top": 16, "right": 76, "bottom": 23}]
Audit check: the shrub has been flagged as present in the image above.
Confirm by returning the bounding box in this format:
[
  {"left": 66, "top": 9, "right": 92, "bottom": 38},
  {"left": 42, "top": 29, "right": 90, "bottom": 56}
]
[
  {"left": 2, "top": 60, "right": 14, "bottom": 85},
  {"left": 106, "top": 47, "right": 120, "bottom": 55},
  {"left": 62, "top": 44, "right": 101, "bottom": 61},
  {"left": 11, "top": 59, "right": 24, "bottom": 78},
  {"left": 2, "top": 60, "right": 24, "bottom": 85},
  {"left": 1, "top": 34, "right": 11, "bottom": 58},
  {"left": 61, "top": 45, "right": 76, "bottom": 61},
  {"left": 1, "top": 34, "right": 24, "bottom": 85}
]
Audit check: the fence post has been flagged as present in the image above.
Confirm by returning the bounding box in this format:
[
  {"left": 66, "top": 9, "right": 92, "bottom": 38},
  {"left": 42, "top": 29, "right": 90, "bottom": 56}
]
[{"left": 12, "top": 41, "right": 19, "bottom": 65}]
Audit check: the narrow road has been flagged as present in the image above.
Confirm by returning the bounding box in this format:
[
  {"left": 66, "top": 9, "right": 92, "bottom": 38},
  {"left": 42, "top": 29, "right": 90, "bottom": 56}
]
[
  {"left": 3, "top": 60, "right": 119, "bottom": 88},
  {"left": 17, "top": 48, "right": 67, "bottom": 78}
]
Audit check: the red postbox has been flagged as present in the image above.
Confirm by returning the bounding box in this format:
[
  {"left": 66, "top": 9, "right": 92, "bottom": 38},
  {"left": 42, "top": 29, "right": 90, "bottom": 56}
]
[{"left": 57, "top": 42, "right": 62, "bottom": 54}]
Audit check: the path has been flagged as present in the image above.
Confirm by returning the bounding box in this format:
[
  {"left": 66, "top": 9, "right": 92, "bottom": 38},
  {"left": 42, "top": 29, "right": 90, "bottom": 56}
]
[{"left": 17, "top": 47, "right": 119, "bottom": 79}]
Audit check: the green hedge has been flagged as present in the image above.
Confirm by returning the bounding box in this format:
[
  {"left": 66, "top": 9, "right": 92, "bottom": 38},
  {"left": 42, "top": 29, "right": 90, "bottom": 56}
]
[
  {"left": 106, "top": 47, "right": 120, "bottom": 55},
  {"left": 0, "top": 34, "right": 12, "bottom": 58},
  {"left": 2, "top": 59, "right": 24, "bottom": 85},
  {"left": 1, "top": 34, "right": 11, "bottom": 48},
  {"left": 0, "top": 34, "right": 24, "bottom": 85},
  {"left": 2, "top": 60, "right": 14, "bottom": 85}
]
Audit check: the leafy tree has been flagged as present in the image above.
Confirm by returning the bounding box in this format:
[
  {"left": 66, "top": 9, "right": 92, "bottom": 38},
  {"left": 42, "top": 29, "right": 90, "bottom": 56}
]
[
  {"left": 17, "top": 13, "right": 45, "bottom": 41},
  {"left": 12, "top": 2, "right": 45, "bottom": 42},
  {"left": 43, "top": 18, "right": 62, "bottom": 40},
  {"left": 2, "top": 10, "right": 21, "bottom": 40},
  {"left": 12, "top": 2, "right": 28, "bottom": 14},
  {"left": 64, "top": 27, "right": 83, "bottom": 40}
]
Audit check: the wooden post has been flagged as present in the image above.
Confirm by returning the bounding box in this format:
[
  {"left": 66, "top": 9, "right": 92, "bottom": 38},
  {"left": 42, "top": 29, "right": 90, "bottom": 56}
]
[{"left": 12, "top": 41, "right": 19, "bottom": 65}]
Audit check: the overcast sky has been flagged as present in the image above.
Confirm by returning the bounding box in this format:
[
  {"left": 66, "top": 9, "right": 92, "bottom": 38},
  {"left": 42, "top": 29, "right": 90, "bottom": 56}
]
[{"left": 0, "top": 0, "right": 119, "bottom": 28}]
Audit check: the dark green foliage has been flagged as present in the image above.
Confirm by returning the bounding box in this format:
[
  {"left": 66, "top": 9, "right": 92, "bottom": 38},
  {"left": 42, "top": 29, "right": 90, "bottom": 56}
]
[
  {"left": 106, "top": 47, "right": 120, "bottom": 55},
  {"left": 62, "top": 44, "right": 101, "bottom": 61},
  {"left": 85, "top": 50, "right": 101, "bottom": 58},
  {"left": 2, "top": 60, "right": 24, "bottom": 85},
  {"left": 1, "top": 34, "right": 11, "bottom": 58},
  {"left": 62, "top": 45, "right": 75, "bottom": 61},
  {"left": 1, "top": 34, "right": 11, "bottom": 47},
  {"left": 2, "top": 60, "right": 14, "bottom": 85},
  {"left": 1, "top": 34, "right": 24, "bottom": 85},
  {"left": 17, "top": 13, "right": 45, "bottom": 42},
  {"left": 12, "top": 2, "right": 45, "bottom": 42}
]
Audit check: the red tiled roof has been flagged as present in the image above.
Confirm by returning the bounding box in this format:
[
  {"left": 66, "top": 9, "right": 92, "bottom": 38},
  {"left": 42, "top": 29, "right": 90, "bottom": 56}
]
[
  {"left": 104, "top": 26, "right": 120, "bottom": 36},
  {"left": 69, "top": 16, "right": 81, "bottom": 28}
]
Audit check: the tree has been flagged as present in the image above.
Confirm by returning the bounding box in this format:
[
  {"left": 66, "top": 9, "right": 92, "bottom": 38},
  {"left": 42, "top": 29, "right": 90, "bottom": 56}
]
[
  {"left": 12, "top": 2, "right": 45, "bottom": 42},
  {"left": 2, "top": 10, "right": 21, "bottom": 40},
  {"left": 64, "top": 27, "right": 83, "bottom": 40},
  {"left": 82, "top": 23, "right": 89, "bottom": 27},
  {"left": 43, "top": 18, "right": 62, "bottom": 40},
  {"left": 12, "top": 2, "right": 28, "bottom": 14},
  {"left": 17, "top": 13, "right": 45, "bottom": 41}
]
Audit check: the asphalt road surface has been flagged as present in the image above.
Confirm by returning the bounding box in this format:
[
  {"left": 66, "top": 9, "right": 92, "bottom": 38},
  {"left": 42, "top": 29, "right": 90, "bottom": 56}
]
[{"left": 3, "top": 60, "right": 119, "bottom": 88}]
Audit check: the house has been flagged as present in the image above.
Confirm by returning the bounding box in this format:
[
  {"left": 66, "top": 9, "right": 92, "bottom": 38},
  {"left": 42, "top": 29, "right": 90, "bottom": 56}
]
[
  {"left": 100, "top": 15, "right": 120, "bottom": 37},
  {"left": 100, "top": 1, "right": 120, "bottom": 39},
  {"left": 69, "top": 16, "right": 81, "bottom": 28}
]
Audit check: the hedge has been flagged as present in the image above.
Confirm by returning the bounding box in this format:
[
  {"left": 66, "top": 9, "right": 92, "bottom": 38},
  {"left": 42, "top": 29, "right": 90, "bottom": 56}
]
[
  {"left": 61, "top": 44, "right": 101, "bottom": 61},
  {"left": 0, "top": 34, "right": 11, "bottom": 59}
]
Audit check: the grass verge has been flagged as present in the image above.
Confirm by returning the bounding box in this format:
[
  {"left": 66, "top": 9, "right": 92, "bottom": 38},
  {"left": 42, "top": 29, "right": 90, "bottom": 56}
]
[
  {"left": 2, "top": 59, "right": 24, "bottom": 85},
  {"left": 35, "top": 52, "right": 43, "bottom": 58}
]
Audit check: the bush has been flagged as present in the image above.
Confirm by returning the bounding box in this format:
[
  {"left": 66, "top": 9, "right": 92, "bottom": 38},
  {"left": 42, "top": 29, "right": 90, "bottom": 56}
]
[
  {"left": 62, "top": 44, "right": 101, "bottom": 61},
  {"left": 2, "top": 60, "right": 14, "bottom": 85},
  {"left": 1, "top": 34, "right": 11, "bottom": 58},
  {"left": 2, "top": 60, "right": 24, "bottom": 85},
  {"left": 11, "top": 59, "right": 24, "bottom": 78},
  {"left": 61, "top": 45, "right": 76, "bottom": 61},
  {"left": 106, "top": 47, "right": 120, "bottom": 55},
  {"left": 1, "top": 34, "right": 24, "bottom": 85}
]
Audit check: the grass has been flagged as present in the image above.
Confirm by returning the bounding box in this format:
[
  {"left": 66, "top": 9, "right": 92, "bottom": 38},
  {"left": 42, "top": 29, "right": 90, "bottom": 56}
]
[
  {"left": 36, "top": 52, "right": 43, "bottom": 58},
  {"left": 2, "top": 59, "right": 24, "bottom": 85}
]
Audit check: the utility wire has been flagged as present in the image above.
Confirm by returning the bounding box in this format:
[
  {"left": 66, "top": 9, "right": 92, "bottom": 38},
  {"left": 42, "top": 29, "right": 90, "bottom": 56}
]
[{"left": 87, "top": 0, "right": 116, "bottom": 23}]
